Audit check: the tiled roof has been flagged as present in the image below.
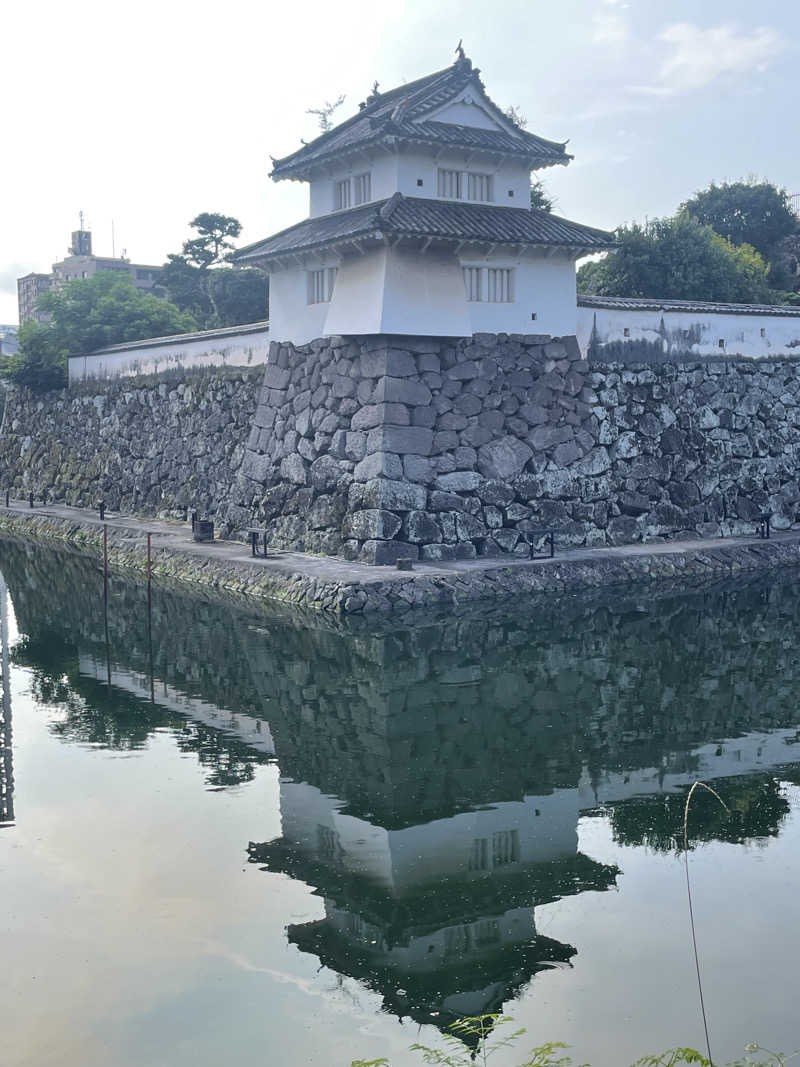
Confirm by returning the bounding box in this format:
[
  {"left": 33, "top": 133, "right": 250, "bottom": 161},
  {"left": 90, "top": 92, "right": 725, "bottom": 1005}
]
[
  {"left": 235, "top": 195, "right": 616, "bottom": 265},
  {"left": 578, "top": 294, "right": 800, "bottom": 318},
  {"left": 271, "top": 56, "right": 570, "bottom": 179}
]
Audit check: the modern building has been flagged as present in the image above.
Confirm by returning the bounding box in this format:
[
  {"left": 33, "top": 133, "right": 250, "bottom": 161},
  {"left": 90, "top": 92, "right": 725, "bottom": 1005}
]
[
  {"left": 235, "top": 49, "right": 614, "bottom": 344},
  {"left": 17, "top": 228, "right": 165, "bottom": 325},
  {"left": 16, "top": 274, "right": 52, "bottom": 325},
  {"left": 0, "top": 325, "right": 19, "bottom": 358}
]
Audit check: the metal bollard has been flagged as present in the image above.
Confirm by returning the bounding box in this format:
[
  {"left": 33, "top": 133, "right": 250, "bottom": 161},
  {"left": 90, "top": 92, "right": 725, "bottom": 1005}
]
[
  {"left": 181, "top": 505, "right": 188, "bottom": 522},
  {"left": 191, "top": 510, "right": 197, "bottom": 532},
  {"left": 99, "top": 501, "right": 106, "bottom": 521},
  {"left": 29, "top": 492, "right": 33, "bottom": 509},
  {"left": 4, "top": 490, "right": 8, "bottom": 508}
]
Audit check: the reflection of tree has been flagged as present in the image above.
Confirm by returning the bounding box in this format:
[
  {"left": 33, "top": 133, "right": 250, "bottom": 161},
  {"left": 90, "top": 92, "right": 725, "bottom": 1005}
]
[
  {"left": 12, "top": 629, "right": 267, "bottom": 788},
  {"left": 605, "top": 774, "right": 792, "bottom": 852}
]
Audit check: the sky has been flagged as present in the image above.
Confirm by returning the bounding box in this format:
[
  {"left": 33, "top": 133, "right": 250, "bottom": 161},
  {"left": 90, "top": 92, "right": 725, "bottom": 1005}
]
[{"left": 1, "top": 0, "right": 797, "bottom": 324}]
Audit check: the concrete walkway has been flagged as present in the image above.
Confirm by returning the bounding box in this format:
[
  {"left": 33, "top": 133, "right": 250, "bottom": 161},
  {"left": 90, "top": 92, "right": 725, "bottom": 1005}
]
[{"left": 1, "top": 496, "right": 795, "bottom": 589}]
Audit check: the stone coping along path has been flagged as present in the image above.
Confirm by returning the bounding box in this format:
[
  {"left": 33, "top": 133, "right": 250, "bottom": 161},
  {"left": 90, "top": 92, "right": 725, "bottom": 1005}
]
[{"left": 0, "top": 499, "right": 799, "bottom": 616}]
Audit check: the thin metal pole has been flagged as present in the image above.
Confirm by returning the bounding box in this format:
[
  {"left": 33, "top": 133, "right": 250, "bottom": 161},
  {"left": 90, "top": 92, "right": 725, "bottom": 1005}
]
[
  {"left": 147, "top": 532, "right": 155, "bottom": 705},
  {"left": 103, "top": 524, "right": 111, "bottom": 688}
]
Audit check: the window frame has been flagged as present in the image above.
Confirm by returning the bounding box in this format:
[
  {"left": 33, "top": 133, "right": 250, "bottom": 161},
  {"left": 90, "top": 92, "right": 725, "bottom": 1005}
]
[
  {"left": 307, "top": 266, "right": 338, "bottom": 305},
  {"left": 462, "top": 266, "right": 514, "bottom": 303}
]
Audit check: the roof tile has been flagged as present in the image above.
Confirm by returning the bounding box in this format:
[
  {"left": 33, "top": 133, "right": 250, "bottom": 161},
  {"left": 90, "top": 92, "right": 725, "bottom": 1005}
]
[{"left": 235, "top": 195, "right": 616, "bottom": 265}]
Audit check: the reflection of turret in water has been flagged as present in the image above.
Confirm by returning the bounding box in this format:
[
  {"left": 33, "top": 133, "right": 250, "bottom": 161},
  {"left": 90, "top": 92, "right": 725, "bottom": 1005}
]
[{"left": 250, "top": 778, "right": 618, "bottom": 1033}]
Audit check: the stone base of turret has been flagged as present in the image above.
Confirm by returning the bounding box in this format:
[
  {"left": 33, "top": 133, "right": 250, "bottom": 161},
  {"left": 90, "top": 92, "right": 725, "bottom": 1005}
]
[{"left": 224, "top": 331, "right": 590, "bottom": 563}]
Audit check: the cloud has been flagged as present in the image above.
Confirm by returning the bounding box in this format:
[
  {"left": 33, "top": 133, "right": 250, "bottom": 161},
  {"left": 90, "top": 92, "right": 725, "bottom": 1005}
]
[
  {"left": 592, "top": 9, "right": 631, "bottom": 45},
  {"left": 0, "top": 265, "right": 29, "bottom": 297},
  {"left": 656, "top": 22, "right": 784, "bottom": 94}
]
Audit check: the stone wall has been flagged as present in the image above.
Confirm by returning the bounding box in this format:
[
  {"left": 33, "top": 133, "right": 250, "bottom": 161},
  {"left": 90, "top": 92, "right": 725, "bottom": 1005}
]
[
  {"left": 0, "top": 367, "right": 260, "bottom": 517},
  {"left": 226, "top": 333, "right": 800, "bottom": 562}
]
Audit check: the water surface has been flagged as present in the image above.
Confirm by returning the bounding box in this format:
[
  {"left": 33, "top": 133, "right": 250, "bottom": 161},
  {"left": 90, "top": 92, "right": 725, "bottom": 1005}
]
[{"left": 2, "top": 539, "right": 800, "bottom": 1067}]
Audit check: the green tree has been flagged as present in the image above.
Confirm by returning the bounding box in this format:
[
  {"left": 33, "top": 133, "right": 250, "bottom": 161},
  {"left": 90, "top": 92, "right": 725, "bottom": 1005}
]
[
  {"left": 160, "top": 213, "right": 268, "bottom": 328},
  {"left": 679, "top": 180, "right": 798, "bottom": 259},
  {"left": 3, "top": 273, "right": 196, "bottom": 391},
  {"left": 503, "top": 106, "right": 555, "bottom": 214},
  {"left": 577, "top": 215, "right": 773, "bottom": 304},
  {"left": 531, "top": 178, "right": 554, "bottom": 213}
]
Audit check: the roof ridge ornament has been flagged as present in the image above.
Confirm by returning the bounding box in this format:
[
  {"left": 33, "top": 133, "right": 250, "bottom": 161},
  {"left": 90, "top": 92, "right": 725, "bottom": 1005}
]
[{"left": 454, "top": 39, "right": 472, "bottom": 70}]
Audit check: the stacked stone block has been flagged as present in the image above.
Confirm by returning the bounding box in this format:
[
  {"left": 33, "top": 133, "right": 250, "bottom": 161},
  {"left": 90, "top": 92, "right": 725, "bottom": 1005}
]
[{"left": 227, "top": 334, "right": 800, "bottom": 562}]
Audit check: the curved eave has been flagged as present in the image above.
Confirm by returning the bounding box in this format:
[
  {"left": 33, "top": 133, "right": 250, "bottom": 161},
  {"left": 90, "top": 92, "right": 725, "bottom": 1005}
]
[
  {"left": 270, "top": 132, "right": 571, "bottom": 183},
  {"left": 237, "top": 231, "right": 615, "bottom": 270}
]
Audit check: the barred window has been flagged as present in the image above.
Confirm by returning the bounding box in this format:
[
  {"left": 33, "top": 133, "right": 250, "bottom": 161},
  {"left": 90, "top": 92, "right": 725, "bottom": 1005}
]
[
  {"left": 486, "top": 268, "right": 512, "bottom": 302},
  {"left": 463, "top": 267, "right": 483, "bottom": 302},
  {"left": 437, "top": 168, "right": 462, "bottom": 199},
  {"left": 492, "top": 829, "right": 520, "bottom": 867},
  {"left": 467, "top": 172, "right": 493, "bottom": 202},
  {"left": 463, "top": 267, "right": 513, "bottom": 303},
  {"left": 307, "top": 267, "right": 338, "bottom": 304},
  {"left": 468, "top": 837, "right": 489, "bottom": 871},
  {"left": 353, "top": 172, "right": 371, "bottom": 205},
  {"left": 334, "top": 179, "right": 351, "bottom": 210}
]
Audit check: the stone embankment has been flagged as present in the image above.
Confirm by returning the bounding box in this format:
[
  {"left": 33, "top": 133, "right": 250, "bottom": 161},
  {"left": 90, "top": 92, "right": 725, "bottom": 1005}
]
[
  {"left": 2, "top": 504, "right": 800, "bottom": 616},
  {"left": 0, "top": 367, "right": 260, "bottom": 517},
  {"left": 227, "top": 333, "right": 800, "bottom": 562}
]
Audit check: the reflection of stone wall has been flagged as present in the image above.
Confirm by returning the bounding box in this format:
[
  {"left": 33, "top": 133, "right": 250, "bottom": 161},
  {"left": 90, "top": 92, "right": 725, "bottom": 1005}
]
[
  {"left": 5, "top": 539, "right": 800, "bottom": 827},
  {"left": 227, "top": 333, "right": 800, "bottom": 561},
  {"left": 0, "top": 368, "right": 260, "bottom": 517}
]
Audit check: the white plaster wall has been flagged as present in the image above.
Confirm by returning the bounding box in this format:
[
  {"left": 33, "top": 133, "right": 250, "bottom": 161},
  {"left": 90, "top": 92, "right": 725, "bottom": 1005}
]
[
  {"left": 380, "top": 246, "right": 472, "bottom": 335},
  {"left": 309, "top": 155, "right": 397, "bottom": 217},
  {"left": 308, "top": 150, "right": 531, "bottom": 215},
  {"left": 68, "top": 323, "right": 270, "bottom": 382},
  {"left": 324, "top": 247, "right": 389, "bottom": 335},
  {"left": 430, "top": 98, "right": 503, "bottom": 130},
  {"left": 395, "top": 149, "right": 531, "bottom": 207},
  {"left": 577, "top": 304, "right": 800, "bottom": 359},
  {"left": 465, "top": 250, "right": 577, "bottom": 337},
  {"left": 275, "top": 778, "right": 578, "bottom": 895},
  {"left": 269, "top": 246, "right": 576, "bottom": 343},
  {"left": 268, "top": 264, "right": 335, "bottom": 346}
]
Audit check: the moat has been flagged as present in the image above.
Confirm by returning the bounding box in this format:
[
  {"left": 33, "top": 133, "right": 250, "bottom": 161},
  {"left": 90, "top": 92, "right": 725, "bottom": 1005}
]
[{"left": 2, "top": 538, "right": 800, "bottom": 1066}]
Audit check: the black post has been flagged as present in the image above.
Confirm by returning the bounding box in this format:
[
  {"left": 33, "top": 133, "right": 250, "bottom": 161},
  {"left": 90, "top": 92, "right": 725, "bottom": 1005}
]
[
  {"left": 181, "top": 505, "right": 188, "bottom": 522},
  {"left": 4, "top": 490, "right": 8, "bottom": 508},
  {"left": 263, "top": 531, "right": 268, "bottom": 558},
  {"left": 191, "top": 510, "right": 197, "bottom": 532},
  {"left": 147, "top": 532, "right": 155, "bottom": 704},
  {"left": 99, "top": 501, "right": 105, "bottom": 521},
  {"left": 103, "top": 523, "right": 111, "bottom": 689},
  {"left": 28, "top": 492, "right": 33, "bottom": 509}
]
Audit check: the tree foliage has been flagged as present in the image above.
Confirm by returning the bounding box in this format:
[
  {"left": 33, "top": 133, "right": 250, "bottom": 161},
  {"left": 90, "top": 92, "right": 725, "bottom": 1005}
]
[
  {"left": 307, "top": 94, "right": 346, "bottom": 132},
  {"left": 160, "top": 213, "right": 268, "bottom": 329},
  {"left": 531, "top": 178, "right": 554, "bottom": 213},
  {"left": 679, "top": 180, "right": 798, "bottom": 259},
  {"left": 3, "top": 273, "right": 196, "bottom": 390},
  {"left": 577, "top": 215, "right": 773, "bottom": 304},
  {"left": 502, "top": 106, "right": 554, "bottom": 213}
]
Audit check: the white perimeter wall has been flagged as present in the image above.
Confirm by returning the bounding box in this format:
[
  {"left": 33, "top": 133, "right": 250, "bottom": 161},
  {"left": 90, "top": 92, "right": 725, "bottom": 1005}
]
[
  {"left": 577, "top": 304, "right": 800, "bottom": 360},
  {"left": 69, "top": 322, "right": 270, "bottom": 382}
]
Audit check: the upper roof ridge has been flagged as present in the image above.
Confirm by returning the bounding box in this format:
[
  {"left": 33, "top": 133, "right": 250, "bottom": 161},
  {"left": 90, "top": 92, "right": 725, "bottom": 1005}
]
[{"left": 270, "top": 53, "right": 569, "bottom": 180}]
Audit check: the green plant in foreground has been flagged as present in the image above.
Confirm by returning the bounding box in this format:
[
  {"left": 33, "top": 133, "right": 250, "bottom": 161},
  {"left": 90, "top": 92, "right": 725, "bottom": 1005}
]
[{"left": 349, "top": 1015, "right": 794, "bottom": 1067}]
